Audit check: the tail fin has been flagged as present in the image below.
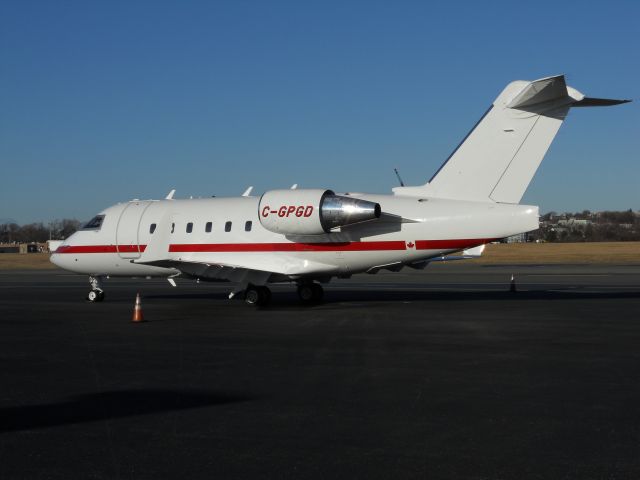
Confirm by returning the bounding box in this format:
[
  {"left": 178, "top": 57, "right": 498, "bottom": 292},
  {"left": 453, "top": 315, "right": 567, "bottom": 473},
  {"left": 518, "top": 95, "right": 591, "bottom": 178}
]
[{"left": 394, "top": 75, "right": 629, "bottom": 203}]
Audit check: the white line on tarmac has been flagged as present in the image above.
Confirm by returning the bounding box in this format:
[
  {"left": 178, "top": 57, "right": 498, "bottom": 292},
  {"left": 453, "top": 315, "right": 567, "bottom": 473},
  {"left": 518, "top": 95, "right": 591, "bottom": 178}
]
[{"left": 523, "top": 274, "right": 611, "bottom": 277}]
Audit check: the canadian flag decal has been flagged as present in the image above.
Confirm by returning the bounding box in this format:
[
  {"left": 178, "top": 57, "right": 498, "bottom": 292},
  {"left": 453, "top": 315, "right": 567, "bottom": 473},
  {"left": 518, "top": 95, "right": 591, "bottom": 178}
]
[{"left": 406, "top": 241, "right": 415, "bottom": 249}]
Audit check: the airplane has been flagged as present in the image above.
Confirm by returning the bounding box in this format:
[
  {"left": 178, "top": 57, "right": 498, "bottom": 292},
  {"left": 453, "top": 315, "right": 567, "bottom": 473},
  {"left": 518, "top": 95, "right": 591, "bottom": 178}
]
[{"left": 50, "top": 75, "right": 629, "bottom": 306}]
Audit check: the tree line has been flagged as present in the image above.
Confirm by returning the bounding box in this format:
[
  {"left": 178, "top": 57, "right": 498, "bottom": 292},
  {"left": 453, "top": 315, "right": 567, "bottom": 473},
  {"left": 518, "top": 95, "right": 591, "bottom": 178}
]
[
  {"left": 534, "top": 209, "right": 640, "bottom": 242},
  {"left": 0, "top": 219, "right": 81, "bottom": 244}
]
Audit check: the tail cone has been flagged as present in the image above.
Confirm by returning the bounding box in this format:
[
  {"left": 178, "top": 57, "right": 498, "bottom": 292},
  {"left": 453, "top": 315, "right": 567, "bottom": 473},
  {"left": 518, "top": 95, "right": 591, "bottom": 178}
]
[{"left": 132, "top": 292, "right": 145, "bottom": 323}]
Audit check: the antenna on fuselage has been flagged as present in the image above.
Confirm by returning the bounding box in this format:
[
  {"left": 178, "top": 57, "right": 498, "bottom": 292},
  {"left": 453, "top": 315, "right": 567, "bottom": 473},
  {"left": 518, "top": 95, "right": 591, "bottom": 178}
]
[{"left": 394, "top": 168, "right": 405, "bottom": 187}]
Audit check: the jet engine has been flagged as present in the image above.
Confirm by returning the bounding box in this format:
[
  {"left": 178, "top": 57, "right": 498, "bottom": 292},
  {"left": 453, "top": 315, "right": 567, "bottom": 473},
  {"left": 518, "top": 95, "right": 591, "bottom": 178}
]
[{"left": 258, "top": 189, "right": 381, "bottom": 235}]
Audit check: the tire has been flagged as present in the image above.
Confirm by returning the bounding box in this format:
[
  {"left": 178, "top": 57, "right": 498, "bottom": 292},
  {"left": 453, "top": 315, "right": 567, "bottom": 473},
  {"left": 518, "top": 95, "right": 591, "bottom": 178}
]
[
  {"left": 97, "top": 291, "right": 105, "bottom": 302},
  {"left": 311, "top": 283, "right": 324, "bottom": 303},
  {"left": 245, "top": 286, "right": 271, "bottom": 307},
  {"left": 258, "top": 286, "right": 272, "bottom": 306},
  {"left": 87, "top": 290, "right": 99, "bottom": 302},
  {"left": 297, "top": 284, "right": 315, "bottom": 303},
  {"left": 245, "top": 287, "right": 261, "bottom": 306}
]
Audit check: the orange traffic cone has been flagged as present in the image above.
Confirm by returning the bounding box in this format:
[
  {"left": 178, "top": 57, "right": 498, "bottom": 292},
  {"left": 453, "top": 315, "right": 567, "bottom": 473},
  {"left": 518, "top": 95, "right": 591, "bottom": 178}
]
[{"left": 132, "top": 292, "right": 145, "bottom": 323}]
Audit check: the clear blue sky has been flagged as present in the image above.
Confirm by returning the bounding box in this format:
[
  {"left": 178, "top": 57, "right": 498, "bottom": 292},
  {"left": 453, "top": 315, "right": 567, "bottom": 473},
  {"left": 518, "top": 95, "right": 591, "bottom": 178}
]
[{"left": 1, "top": 0, "right": 638, "bottom": 224}]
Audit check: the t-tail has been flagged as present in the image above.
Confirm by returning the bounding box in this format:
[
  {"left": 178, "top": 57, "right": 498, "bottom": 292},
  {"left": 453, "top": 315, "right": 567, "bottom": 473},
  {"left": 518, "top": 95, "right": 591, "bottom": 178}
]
[{"left": 394, "top": 75, "right": 630, "bottom": 203}]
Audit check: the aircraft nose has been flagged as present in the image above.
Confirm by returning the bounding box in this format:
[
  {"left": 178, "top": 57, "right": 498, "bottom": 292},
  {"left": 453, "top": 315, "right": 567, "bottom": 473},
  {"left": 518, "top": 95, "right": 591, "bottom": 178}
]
[
  {"left": 49, "top": 252, "right": 63, "bottom": 268},
  {"left": 49, "top": 246, "right": 71, "bottom": 269}
]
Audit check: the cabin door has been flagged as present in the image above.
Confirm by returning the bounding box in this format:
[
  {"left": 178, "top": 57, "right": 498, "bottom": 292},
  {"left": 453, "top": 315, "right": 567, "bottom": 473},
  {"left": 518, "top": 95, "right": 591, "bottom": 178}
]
[{"left": 116, "top": 201, "right": 153, "bottom": 259}]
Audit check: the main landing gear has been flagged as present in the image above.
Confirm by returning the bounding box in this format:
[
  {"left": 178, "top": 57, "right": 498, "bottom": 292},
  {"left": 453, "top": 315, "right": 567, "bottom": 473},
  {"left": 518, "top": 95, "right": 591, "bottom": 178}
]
[
  {"left": 297, "top": 282, "right": 324, "bottom": 304},
  {"left": 242, "top": 282, "right": 324, "bottom": 306},
  {"left": 244, "top": 285, "right": 271, "bottom": 307},
  {"left": 87, "top": 275, "right": 105, "bottom": 302}
]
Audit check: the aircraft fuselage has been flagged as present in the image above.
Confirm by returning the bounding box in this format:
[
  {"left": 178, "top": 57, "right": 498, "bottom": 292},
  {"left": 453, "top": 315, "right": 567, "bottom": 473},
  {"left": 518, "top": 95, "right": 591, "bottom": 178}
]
[{"left": 51, "top": 194, "right": 538, "bottom": 279}]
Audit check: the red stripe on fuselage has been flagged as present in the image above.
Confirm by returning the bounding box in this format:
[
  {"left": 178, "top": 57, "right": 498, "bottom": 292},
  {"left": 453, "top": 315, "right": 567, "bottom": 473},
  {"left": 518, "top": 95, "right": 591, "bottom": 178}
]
[
  {"left": 54, "top": 245, "right": 147, "bottom": 254},
  {"left": 168, "top": 241, "right": 407, "bottom": 253},
  {"left": 54, "top": 239, "right": 496, "bottom": 254}
]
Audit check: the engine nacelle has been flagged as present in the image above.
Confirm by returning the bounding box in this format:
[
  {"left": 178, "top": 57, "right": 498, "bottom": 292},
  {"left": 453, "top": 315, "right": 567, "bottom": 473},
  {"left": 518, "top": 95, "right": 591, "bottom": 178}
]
[{"left": 258, "top": 189, "right": 381, "bottom": 235}]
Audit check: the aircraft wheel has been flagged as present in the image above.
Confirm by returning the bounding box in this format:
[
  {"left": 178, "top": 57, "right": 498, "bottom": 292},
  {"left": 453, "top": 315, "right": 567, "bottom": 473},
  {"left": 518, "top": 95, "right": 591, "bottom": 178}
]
[
  {"left": 258, "top": 286, "right": 272, "bottom": 306},
  {"left": 245, "top": 286, "right": 261, "bottom": 306},
  {"left": 97, "top": 291, "right": 105, "bottom": 302},
  {"left": 311, "top": 283, "right": 324, "bottom": 302},
  {"left": 245, "top": 286, "right": 271, "bottom": 306},
  {"left": 297, "top": 284, "right": 315, "bottom": 303},
  {"left": 87, "top": 290, "right": 101, "bottom": 302}
]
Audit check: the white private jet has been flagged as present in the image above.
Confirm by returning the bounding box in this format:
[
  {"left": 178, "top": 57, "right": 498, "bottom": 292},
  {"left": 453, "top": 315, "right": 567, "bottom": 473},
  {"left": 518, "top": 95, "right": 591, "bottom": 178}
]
[{"left": 50, "top": 75, "right": 629, "bottom": 305}]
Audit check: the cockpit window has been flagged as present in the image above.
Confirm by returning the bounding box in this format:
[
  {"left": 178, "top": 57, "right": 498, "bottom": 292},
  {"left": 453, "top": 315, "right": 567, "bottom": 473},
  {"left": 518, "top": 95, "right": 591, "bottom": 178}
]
[{"left": 82, "top": 215, "right": 105, "bottom": 230}]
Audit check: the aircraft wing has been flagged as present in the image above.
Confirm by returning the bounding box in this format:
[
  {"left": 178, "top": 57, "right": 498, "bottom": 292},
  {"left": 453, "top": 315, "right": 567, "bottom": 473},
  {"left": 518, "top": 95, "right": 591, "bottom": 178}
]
[
  {"left": 135, "top": 253, "right": 337, "bottom": 281},
  {"left": 136, "top": 258, "right": 264, "bottom": 282}
]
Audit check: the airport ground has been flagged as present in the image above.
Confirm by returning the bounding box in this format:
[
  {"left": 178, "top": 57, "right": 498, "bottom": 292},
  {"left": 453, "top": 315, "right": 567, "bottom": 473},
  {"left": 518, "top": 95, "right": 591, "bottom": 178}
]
[{"left": 1, "top": 252, "right": 640, "bottom": 478}]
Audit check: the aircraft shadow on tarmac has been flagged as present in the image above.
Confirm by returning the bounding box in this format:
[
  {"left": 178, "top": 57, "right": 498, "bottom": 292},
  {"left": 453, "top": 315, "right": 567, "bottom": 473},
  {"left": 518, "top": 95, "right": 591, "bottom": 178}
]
[
  {"left": 0, "top": 389, "right": 256, "bottom": 433},
  {"left": 293, "top": 290, "right": 640, "bottom": 311},
  {"left": 144, "top": 292, "right": 230, "bottom": 300},
  {"left": 323, "top": 289, "right": 640, "bottom": 302},
  {"left": 145, "top": 289, "right": 640, "bottom": 309}
]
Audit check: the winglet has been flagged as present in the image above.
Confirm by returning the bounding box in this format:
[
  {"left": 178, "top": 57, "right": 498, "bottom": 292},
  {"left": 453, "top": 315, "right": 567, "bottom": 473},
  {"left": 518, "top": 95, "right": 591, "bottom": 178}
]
[
  {"left": 165, "top": 189, "right": 176, "bottom": 200},
  {"left": 428, "top": 243, "right": 486, "bottom": 262},
  {"left": 133, "top": 212, "right": 173, "bottom": 264},
  {"left": 462, "top": 244, "right": 485, "bottom": 258},
  {"left": 242, "top": 186, "right": 254, "bottom": 197}
]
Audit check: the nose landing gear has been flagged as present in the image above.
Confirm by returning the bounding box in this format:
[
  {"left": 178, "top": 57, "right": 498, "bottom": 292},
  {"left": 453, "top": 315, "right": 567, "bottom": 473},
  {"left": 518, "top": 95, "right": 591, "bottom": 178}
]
[{"left": 87, "top": 276, "right": 105, "bottom": 302}]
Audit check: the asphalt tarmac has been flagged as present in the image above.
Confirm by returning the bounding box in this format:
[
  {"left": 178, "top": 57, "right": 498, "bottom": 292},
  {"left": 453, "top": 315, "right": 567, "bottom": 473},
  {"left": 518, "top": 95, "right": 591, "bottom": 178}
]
[{"left": 1, "top": 265, "right": 640, "bottom": 479}]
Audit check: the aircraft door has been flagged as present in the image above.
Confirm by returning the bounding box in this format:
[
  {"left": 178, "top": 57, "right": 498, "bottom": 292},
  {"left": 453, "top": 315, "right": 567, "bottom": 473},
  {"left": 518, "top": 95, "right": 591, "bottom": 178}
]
[{"left": 116, "top": 201, "right": 153, "bottom": 259}]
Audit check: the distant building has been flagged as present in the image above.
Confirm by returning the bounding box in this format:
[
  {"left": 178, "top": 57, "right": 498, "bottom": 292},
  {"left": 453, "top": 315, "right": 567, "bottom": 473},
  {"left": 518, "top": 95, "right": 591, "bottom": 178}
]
[
  {"left": 0, "top": 243, "right": 48, "bottom": 254},
  {"left": 557, "top": 218, "right": 591, "bottom": 228},
  {"left": 505, "top": 232, "right": 528, "bottom": 243}
]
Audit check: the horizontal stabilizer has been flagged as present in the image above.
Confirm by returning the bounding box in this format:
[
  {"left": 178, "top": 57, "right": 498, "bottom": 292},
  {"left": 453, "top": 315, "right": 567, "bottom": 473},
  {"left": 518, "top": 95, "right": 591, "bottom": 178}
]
[{"left": 572, "top": 97, "right": 631, "bottom": 107}]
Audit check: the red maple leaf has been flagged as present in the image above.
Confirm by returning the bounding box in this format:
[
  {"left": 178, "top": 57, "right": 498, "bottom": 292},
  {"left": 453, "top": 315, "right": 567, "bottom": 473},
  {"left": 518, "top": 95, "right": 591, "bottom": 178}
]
[{"left": 406, "top": 242, "right": 415, "bottom": 249}]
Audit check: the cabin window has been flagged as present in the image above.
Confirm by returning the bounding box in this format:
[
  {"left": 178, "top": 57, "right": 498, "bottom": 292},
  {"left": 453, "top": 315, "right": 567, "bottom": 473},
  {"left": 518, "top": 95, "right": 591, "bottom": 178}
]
[
  {"left": 171, "top": 223, "right": 175, "bottom": 234},
  {"left": 245, "top": 221, "right": 252, "bottom": 232},
  {"left": 149, "top": 223, "right": 157, "bottom": 234},
  {"left": 81, "top": 215, "right": 105, "bottom": 231},
  {"left": 205, "top": 222, "right": 212, "bottom": 233},
  {"left": 225, "top": 221, "right": 232, "bottom": 232},
  {"left": 186, "top": 222, "right": 193, "bottom": 233}
]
